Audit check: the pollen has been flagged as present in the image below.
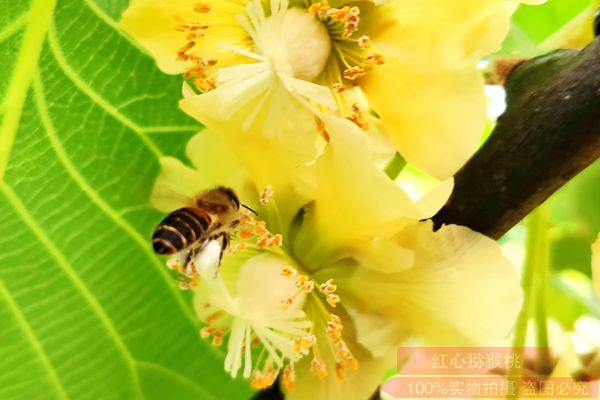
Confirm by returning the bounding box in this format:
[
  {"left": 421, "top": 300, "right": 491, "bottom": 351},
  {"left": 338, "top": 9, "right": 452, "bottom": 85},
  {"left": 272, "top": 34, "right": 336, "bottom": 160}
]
[
  {"left": 357, "top": 35, "right": 371, "bottom": 48},
  {"left": 166, "top": 259, "right": 183, "bottom": 272},
  {"left": 250, "top": 369, "right": 278, "bottom": 390},
  {"left": 176, "top": 41, "right": 196, "bottom": 61},
  {"left": 325, "top": 313, "right": 343, "bottom": 340},
  {"left": 260, "top": 185, "right": 274, "bottom": 205},
  {"left": 296, "top": 275, "right": 315, "bottom": 293},
  {"left": 335, "top": 362, "right": 345, "bottom": 381},
  {"left": 327, "top": 294, "right": 340, "bottom": 307},
  {"left": 332, "top": 82, "right": 346, "bottom": 93},
  {"left": 293, "top": 334, "right": 316, "bottom": 355},
  {"left": 314, "top": 116, "right": 330, "bottom": 142},
  {"left": 281, "top": 266, "right": 297, "bottom": 277},
  {"left": 204, "top": 310, "right": 226, "bottom": 324},
  {"left": 194, "top": 3, "right": 211, "bottom": 13},
  {"left": 311, "top": 357, "right": 328, "bottom": 379},
  {"left": 282, "top": 364, "right": 296, "bottom": 391},
  {"left": 319, "top": 279, "right": 337, "bottom": 294},
  {"left": 281, "top": 297, "right": 294, "bottom": 309},
  {"left": 200, "top": 326, "right": 216, "bottom": 339},
  {"left": 347, "top": 103, "right": 369, "bottom": 131}
]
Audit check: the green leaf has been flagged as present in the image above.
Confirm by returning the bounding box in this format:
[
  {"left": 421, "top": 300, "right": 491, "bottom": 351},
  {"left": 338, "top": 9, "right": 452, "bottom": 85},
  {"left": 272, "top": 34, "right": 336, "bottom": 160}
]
[
  {"left": 0, "top": 0, "right": 253, "bottom": 399},
  {"left": 497, "top": 0, "right": 597, "bottom": 57}
]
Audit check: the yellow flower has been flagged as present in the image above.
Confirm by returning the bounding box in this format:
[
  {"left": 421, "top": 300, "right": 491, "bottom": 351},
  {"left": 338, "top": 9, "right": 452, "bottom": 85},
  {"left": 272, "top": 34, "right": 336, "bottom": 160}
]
[
  {"left": 122, "top": 0, "right": 544, "bottom": 179},
  {"left": 151, "top": 117, "right": 522, "bottom": 398}
]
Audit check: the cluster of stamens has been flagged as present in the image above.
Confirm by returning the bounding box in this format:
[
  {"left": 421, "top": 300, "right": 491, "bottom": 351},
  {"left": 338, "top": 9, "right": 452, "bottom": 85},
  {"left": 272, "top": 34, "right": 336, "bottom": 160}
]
[
  {"left": 166, "top": 258, "right": 201, "bottom": 290},
  {"left": 174, "top": 4, "right": 218, "bottom": 92},
  {"left": 233, "top": 210, "right": 284, "bottom": 252},
  {"left": 279, "top": 265, "right": 359, "bottom": 381},
  {"left": 342, "top": 53, "right": 385, "bottom": 81},
  {"left": 309, "top": 0, "right": 360, "bottom": 39}
]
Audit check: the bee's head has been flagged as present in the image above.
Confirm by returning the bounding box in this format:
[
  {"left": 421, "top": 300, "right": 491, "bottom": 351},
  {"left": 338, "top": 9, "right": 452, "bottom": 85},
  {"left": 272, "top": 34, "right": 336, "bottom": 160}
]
[{"left": 215, "top": 186, "right": 240, "bottom": 211}]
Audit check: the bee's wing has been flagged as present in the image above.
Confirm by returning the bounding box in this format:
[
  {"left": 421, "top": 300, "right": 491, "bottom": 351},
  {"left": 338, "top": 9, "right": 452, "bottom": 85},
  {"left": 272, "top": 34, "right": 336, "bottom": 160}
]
[{"left": 151, "top": 157, "right": 207, "bottom": 211}]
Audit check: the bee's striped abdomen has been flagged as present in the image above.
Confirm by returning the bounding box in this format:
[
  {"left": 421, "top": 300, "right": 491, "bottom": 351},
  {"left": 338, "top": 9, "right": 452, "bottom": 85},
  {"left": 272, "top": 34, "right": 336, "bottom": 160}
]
[{"left": 152, "top": 207, "right": 212, "bottom": 255}]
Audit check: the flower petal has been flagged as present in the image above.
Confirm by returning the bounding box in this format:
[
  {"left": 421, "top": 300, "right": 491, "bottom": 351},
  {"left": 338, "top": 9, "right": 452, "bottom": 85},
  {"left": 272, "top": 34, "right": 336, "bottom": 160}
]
[
  {"left": 296, "top": 116, "right": 421, "bottom": 265},
  {"left": 120, "top": 0, "right": 248, "bottom": 74},
  {"left": 328, "top": 221, "right": 523, "bottom": 345},
  {"left": 362, "top": 61, "right": 486, "bottom": 180},
  {"left": 287, "top": 348, "right": 394, "bottom": 400}
]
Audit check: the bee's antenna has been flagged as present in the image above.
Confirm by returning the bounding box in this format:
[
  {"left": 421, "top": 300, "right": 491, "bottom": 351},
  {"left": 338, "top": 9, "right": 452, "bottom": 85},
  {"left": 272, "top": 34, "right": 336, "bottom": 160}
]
[{"left": 242, "top": 204, "right": 258, "bottom": 216}]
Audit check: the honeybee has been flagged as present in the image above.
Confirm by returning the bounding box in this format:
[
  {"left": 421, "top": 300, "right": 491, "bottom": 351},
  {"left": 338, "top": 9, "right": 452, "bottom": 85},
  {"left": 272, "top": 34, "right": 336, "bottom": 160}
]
[{"left": 152, "top": 186, "right": 253, "bottom": 270}]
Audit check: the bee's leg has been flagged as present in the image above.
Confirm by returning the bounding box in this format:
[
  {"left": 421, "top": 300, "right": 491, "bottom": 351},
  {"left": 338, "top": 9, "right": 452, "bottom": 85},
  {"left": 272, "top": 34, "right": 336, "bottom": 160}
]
[
  {"left": 230, "top": 219, "right": 240, "bottom": 229},
  {"left": 212, "top": 232, "right": 230, "bottom": 278}
]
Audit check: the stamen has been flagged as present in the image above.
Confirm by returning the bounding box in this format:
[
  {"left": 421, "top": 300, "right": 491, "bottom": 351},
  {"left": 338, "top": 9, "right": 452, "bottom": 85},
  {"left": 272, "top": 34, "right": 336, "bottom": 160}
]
[
  {"left": 166, "top": 259, "right": 183, "bottom": 272},
  {"left": 200, "top": 326, "right": 216, "bottom": 339},
  {"left": 281, "top": 297, "right": 294, "bottom": 309},
  {"left": 314, "top": 116, "right": 330, "bottom": 142},
  {"left": 335, "top": 362, "right": 345, "bottom": 381},
  {"left": 326, "top": 293, "right": 340, "bottom": 307},
  {"left": 318, "top": 279, "right": 337, "bottom": 294},
  {"left": 296, "top": 275, "right": 315, "bottom": 293},
  {"left": 347, "top": 103, "right": 369, "bottom": 130},
  {"left": 294, "top": 334, "right": 316, "bottom": 355},
  {"left": 194, "top": 3, "right": 211, "bottom": 13},
  {"left": 282, "top": 363, "right": 296, "bottom": 391},
  {"left": 281, "top": 266, "right": 297, "bottom": 277},
  {"left": 357, "top": 35, "right": 371, "bottom": 48},
  {"left": 325, "top": 313, "right": 343, "bottom": 340},
  {"left": 204, "top": 310, "right": 226, "bottom": 324},
  {"left": 332, "top": 82, "right": 346, "bottom": 93},
  {"left": 311, "top": 357, "right": 328, "bottom": 379},
  {"left": 177, "top": 41, "right": 196, "bottom": 61},
  {"left": 260, "top": 185, "right": 274, "bottom": 205}
]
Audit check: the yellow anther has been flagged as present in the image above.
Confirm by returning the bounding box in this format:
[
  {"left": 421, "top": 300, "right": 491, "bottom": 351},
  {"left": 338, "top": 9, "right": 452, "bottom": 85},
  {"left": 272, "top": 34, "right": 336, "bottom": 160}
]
[
  {"left": 194, "top": 3, "right": 211, "bottom": 13},
  {"left": 328, "top": 6, "right": 349, "bottom": 21},
  {"left": 239, "top": 229, "right": 255, "bottom": 239},
  {"left": 311, "top": 358, "right": 328, "bottom": 379},
  {"left": 314, "top": 116, "right": 330, "bottom": 142},
  {"left": 166, "top": 258, "right": 183, "bottom": 272},
  {"left": 358, "top": 35, "right": 371, "bottom": 48},
  {"left": 336, "top": 340, "right": 351, "bottom": 359},
  {"left": 333, "top": 82, "right": 346, "bottom": 93},
  {"left": 296, "top": 275, "right": 315, "bottom": 293},
  {"left": 293, "top": 335, "right": 315, "bottom": 355},
  {"left": 178, "top": 281, "right": 190, "bottom": 290},
  {"left": 282, "top": 364, "right": 296, "bottom": 391},
  {"left": 260, "top": 185, "right": 274, "bottom": 205},
  {"left": 345, "top": 355, "right": 359, "bottom": 370},
  {"left": 319, "top": 279, "right": 337, "bottom": 294},
  {"left": 281, "top": 266, "right": 297, "bottom": 277},
  {"left": 343, "top": 65, "right": 365, "bottom": 80},
  {"left": 281, "top": 297, "right": 293, "bottom": 310},
  {"left": 327, "top": 293, "right": 340, "bottom": 307},
  {"left": 204, "top": 310, "right": 226, "bottom": 324},
  {"left": 177, "top": 41, "right": 196, "bottom": 61},
  {"left": 347, "top": 103, "right": 369, "bottom": 130},
  {"left": 212, "top": 334, "right": 223, "bottom": 347},
  {"left": 335, "top": 362, "right": 345, "bottom": 381},
  {"left": 326, "top": 313, "right": 343, "bottom": 340},
  {"left": 200, "top": 326, "right": 216, "bottom": 339},
  {"left": 267, "top": 234, "right": 283, "bottom": 247}
]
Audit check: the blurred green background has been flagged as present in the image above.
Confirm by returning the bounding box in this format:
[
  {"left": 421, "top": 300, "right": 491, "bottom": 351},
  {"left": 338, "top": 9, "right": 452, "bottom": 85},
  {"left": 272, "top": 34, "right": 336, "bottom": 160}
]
[{"left": 0, "top": 0, "right": 598, "bottom": 399}]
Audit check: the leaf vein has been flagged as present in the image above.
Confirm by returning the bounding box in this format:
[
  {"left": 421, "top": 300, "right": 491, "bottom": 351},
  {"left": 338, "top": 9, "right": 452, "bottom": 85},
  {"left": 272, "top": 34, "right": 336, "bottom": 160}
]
[
  {"left": 0, "top": 182, "right": 144, "bottom": 400},
  {"left": 46, "top": 22, "right": 162, "bottom": 159},
  {"left": 0, "top": 280, "right": 69, "bottom": 400}
]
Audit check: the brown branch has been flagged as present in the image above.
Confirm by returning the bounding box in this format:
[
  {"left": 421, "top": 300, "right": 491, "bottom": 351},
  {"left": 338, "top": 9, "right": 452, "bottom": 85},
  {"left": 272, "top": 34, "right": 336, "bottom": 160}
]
[{"left": 433, "top": 37, "right": 600, "bottom": 239}]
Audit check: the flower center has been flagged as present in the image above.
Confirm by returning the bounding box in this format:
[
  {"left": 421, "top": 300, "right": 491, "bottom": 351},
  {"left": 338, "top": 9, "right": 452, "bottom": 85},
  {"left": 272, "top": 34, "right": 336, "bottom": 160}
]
[{"left": 275, "top": 8, "right": 332, "bottom": 81}]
